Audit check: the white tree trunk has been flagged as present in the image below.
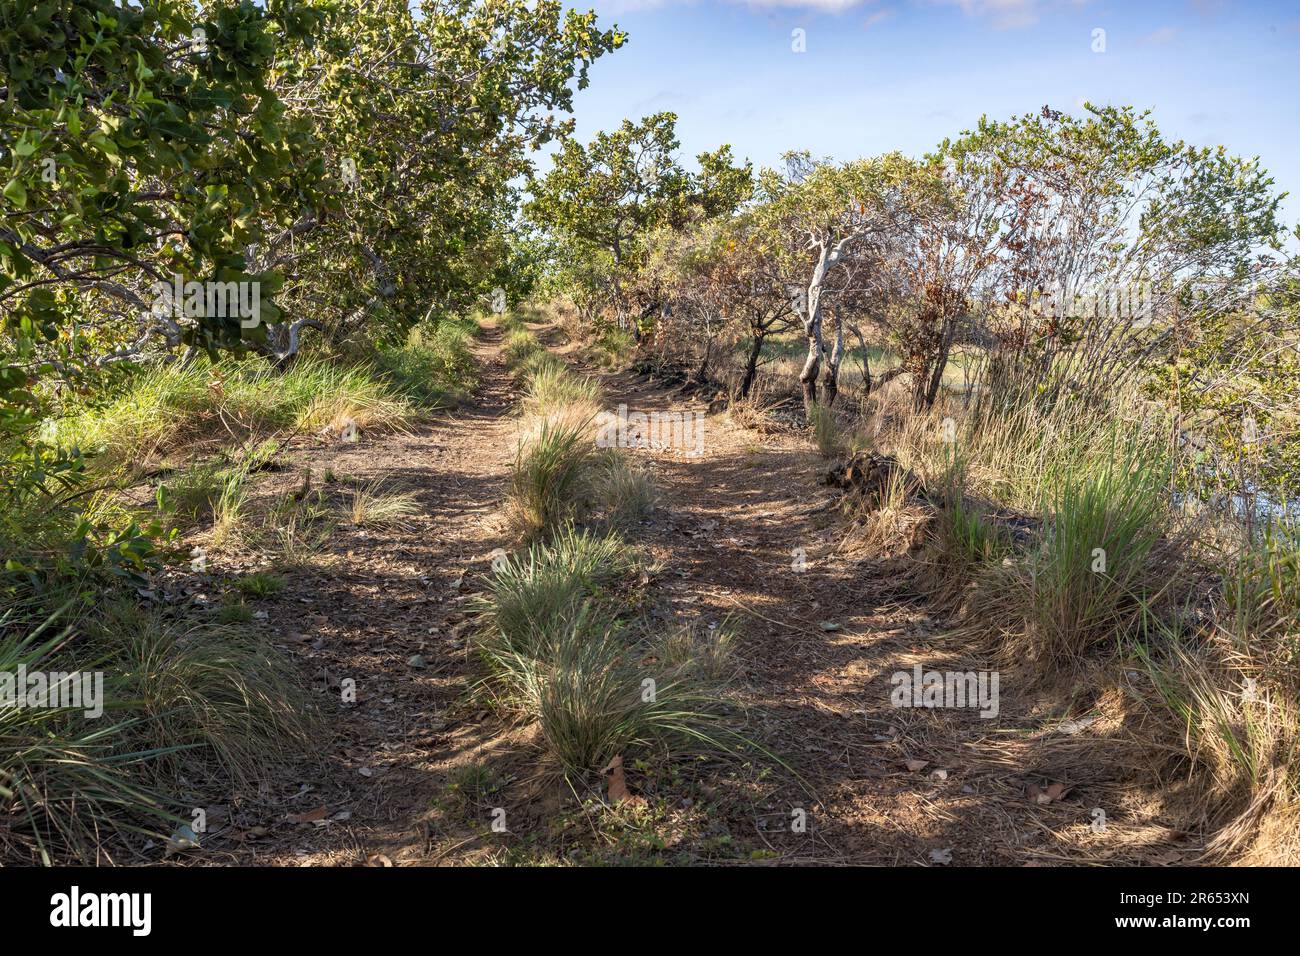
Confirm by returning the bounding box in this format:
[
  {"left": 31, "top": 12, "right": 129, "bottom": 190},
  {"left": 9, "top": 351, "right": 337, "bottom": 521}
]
[{"left": 799, "top": 242, "right": 834, "bottom": 413}]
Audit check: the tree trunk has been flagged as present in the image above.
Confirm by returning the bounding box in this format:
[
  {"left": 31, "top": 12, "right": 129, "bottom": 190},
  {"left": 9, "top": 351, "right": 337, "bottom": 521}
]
[
  {"left": 821, "top": 309, "right": 845, "bottom": 408},
  {"left": 913, "top": 322, "right": 954, "bottom": 412},
  {"left": 739, "top": 331, "right": 765, "bottom": 399},
  {"left": 799, "top": 244, "right": 834, "bottom": 415},
  {"left": 799, "top": 341, "right": 820, "bottom": 412},
  {"left": 694, "top": 338, "right": 713, "bottom": 385},
  {"left": 611, "top": 236, "right": 635, "bottom": 339},
  {"left": 848, "top": 323, "right": 871, "bottom": 396}
]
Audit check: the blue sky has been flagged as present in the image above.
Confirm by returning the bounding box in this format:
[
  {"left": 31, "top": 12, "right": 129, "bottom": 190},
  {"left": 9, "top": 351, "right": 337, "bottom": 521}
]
[{"left": 559, "top": 0, "right": 1300, "bottom": 228}]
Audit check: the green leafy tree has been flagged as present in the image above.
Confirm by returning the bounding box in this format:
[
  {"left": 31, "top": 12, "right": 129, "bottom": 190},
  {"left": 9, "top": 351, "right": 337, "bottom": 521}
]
[
  {"left": 527, "top": 111, "right": 750, "bottom": 337},
  {"left": 260, "top": 0, "right": 626, "bottom": 352},
  {"left": 947, "top": 105, "right": 1288, "bottom": 408},
  {"left": 1, "top": 0, "right": 330, "bottom": 416}
]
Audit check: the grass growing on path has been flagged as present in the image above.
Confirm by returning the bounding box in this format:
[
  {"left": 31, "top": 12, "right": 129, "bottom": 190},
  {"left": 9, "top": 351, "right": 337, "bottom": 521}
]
[{"left": 476, "top": 316, "right": 743, "bottom": 782}]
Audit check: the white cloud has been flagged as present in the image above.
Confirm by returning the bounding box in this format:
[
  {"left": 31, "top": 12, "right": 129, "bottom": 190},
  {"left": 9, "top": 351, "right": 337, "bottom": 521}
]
[{"left": 925, "top": 0, "right": 1045, "bottom": 30}]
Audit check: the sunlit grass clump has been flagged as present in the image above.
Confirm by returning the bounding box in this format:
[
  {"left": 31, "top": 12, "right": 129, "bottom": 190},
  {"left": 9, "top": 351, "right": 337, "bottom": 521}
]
[
  {"left": 53, "top": 356, "right": 413, "bottom": 469},
  {"left": 475, "top": 565, "right": 731, "bottom": 775},
  {"left": 476, "top": 525, "right": 639, "bottom": 659}
]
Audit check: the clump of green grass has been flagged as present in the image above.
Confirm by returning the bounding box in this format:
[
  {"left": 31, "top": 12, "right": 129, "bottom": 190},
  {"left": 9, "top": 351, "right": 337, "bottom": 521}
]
[
  {"left": 593, "top": 327, "right": 636, "bottom": 370},
  {"left": 476, "top": 525, "right": 640, "bottom": 660},
  {"left": 503, "top": 327, "right": 544, "bottom": 367},
  {"left": 1130, "top": 595, "right": 1300, "bottom": 863},
  {"left": 474, "top": 521, "right": 736, "bottom": 777},
  {"left": 156, "top": 461, "right": 236, "bottom": 523},
  {"left": 0, "top": 605, "right": 176, "bottom": 865},
  {"left": 807, "top": 405, "right": 845, "bottom": 457},
  {"left": 215, "top": 602, "right": 254, "bottom": 625},
  {"left": 506, "top": 334, "right": 655, "bottom": 537},
  {"left": 507, "top": 417, "right": 599, "bottom": 539},
  {"left": 1223, "top": 519, "right": 1300, "bottom": 645},
  {"left": 375, "top": 320, "right": 478, "bottom": 407},
  {"left": 481, "top": 598, "right": 728, "bottom": 774},
  {"left": 592, "top": 453, "right": 657, "bottom": 528},
  {"left": 155, "top": 443, "right": 284, "bottom": 545},
  {"left": 1, "top": 590, "right": 320, "bottom": 864},
  {"left": 915, "top": 449, "right": 1009, "bottom": 601},
  {"left": 517, "top": 349, "right": 567, "bottom": 382},
  {"left": 657, "top": 619, "right": 737, "bottom": 683},
  {"left": 994, "top": 431, "right": 1173, "bottom": 668},
  {"left": 234, "top": 571, "right": 285, "bottom": 599},
  {"left": 482, "top": 328, "right": 730, "bottom": 777},
  {"left": 439, "top": 761, "right": 504, "bottom": 817},
  {"left": 96, "top": 602, "right": 318, "bottom": 787},
  {"left": 260, "top": 494, "right": 335, "bottom": 568},
  {"left": 942, "top": 494, "right": 1006, "bottom": 565},
  {"left": 287, "top": 359, "right": 416, "bottom": 436},
  {"left": 53, "top": 356, "right": 414, "bottom": 470},
  {"left": 522, "top": 361, "right": 600, "bottom": 414}
]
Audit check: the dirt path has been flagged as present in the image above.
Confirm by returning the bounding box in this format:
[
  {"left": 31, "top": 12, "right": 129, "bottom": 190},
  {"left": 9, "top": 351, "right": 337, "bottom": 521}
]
[
  {"left": 545, "top": 338, "right": 1007, "bottom": 866},
  {"left": 215, "top": 317, "right": 1171, "bottom": 866},
  {"left": 215, "top": 321, "right": 522, "bottom": 864}
]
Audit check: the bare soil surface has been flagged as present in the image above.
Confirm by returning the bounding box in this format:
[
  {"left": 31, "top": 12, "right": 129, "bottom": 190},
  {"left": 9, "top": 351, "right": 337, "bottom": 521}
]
[{"left": 204, "top": 318, "right": 1191, "bottom": 866}]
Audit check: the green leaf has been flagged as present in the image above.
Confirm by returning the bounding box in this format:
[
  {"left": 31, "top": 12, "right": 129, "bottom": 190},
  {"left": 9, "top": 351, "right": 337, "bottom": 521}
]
[{"left": 3, "top": 179, "right": 28, "bottom": 209}]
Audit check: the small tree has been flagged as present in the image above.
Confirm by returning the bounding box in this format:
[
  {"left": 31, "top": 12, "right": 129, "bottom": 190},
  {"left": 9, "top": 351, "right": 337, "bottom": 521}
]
[
  {"left": 952, "top": 105, "right": 1287, "bottom": 410},
  {"left": 753, "top": 151, "right": 943, "bottom": 413},
  {"left": 527, "top": 113, "right": 750, "bottom": 338}
]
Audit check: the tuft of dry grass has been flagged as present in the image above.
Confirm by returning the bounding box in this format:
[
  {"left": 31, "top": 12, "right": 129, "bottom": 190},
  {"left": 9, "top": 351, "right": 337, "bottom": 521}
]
[
  {"left": 344, "top": 479, "right": 421, "bottom": 529},
  {"left": 104, "top": 603, "right": 319, "bottom": 788},
  {"left": 592, "top": 453, "right": 657, "bottom": 529},
  {"left": 504, "top": 322, "right": 656, "bottom": 540}
]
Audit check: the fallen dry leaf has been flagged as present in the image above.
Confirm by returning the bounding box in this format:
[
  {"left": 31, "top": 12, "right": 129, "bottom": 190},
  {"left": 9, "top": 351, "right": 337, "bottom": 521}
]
[
  {"left": 287, "top": 806, "right": 329, "bottom": 824},
  {"left": 1028, "top": 782, "right": 1071, "bottom": 805},
  {"left": 602, "top": 755, "right": 645, "bottom": 807},
  {"left": 904, "top": 758, "right": 930, "bottom": 772}
]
